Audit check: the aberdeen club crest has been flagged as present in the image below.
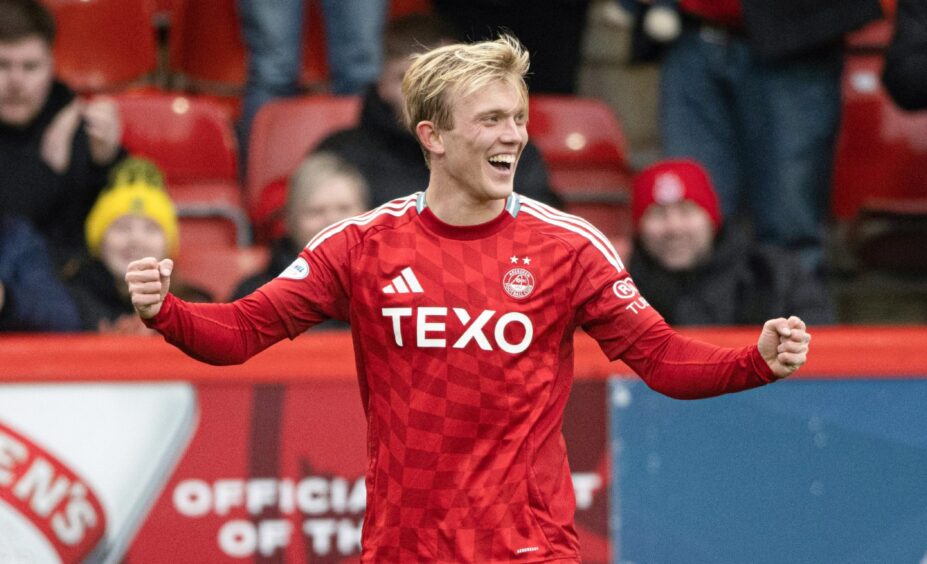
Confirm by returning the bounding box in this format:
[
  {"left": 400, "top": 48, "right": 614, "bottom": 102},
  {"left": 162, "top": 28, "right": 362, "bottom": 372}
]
[{"left": 503, "top": 267, "right": 535, "bottom": 299}]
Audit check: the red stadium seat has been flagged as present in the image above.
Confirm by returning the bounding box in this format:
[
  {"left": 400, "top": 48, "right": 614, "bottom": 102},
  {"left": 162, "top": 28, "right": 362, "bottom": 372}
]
[
  {"left": 167, "top": 0, "right": 246, "bottom": 89},
  {"left": 881, "top": 0, "right": 896, "bottom": 18},
  {"left": 167, "top": 0, "right": 434, "bottom": 98},
  {"left": 43, "top": 0, "right": 158, "bottom": 92},
  {"left": 115, "top": 92, "right": 238, "bottom": 186},
  {"left": 174, "top": 244, "right": 270, "bottom": 301},
  {"left": 177, "top": 209, "right": 251, "bottom": 248},
  {"left": 115, "top": 92, "right": 252, "bottom": 246},
  {"left": 390, "top": 0, "right": 433, "bottom": 17},
  {"left": 169, "top": 0, "right": 435, "bottom": 93},
  {"left": 527, "top": 95, "right": 633, "bottom": 238},
  {"left": 169, "top": 0, "right": 330, "bottom": 95},
  {"left": 845, "top": 18, "right": 893, "bottom": 53},
  {"left": 832, "top": 55, "right": 927, "bottom": 221},
  {"left": 250, "top": 176, "right": 289, "bottom": 244},
  {"left": 245, "top": 94, "right": 361, "bottom": 209},
  {"left": 528, "top": 95, "right": 631, "bottom": 188}
]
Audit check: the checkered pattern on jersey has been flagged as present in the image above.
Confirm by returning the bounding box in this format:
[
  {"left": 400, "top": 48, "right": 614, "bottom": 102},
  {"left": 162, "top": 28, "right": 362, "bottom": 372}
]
[
  {"left": 258, "top": 196, "right": 656, "bottom": 560},
  {"left": 350, "top": 212, "right": 581, "bottom": 562}
]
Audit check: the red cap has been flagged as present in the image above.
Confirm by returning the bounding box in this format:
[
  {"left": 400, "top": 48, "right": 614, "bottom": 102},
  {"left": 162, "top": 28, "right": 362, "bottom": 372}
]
[{"left": 631, "top": 159, "right": 723, "bottom": 230}]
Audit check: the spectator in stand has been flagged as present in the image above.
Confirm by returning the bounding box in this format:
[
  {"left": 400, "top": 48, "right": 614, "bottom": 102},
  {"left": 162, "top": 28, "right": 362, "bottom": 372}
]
[
  {"left": 883, "top": 0, "right": 927, "bottom": 111},
  {"left": 629, "top": 159, "right": 834, "bottom": 326},
  {"left": 0, "top": 0, "right": 125, "bottom": 269},
  {"left": 315, "top": 13, "right": 561, "bottom": 208},
  {"left": 232, "top": 151, "right": 369, "bottom": 303},
  {"left": 237, "top": 0, "right": 387, "bottom": 165},
  {"left": 432, "top": 0, "right": 592, "bottom": 94},
  {"left": 0, "top": 213, "right": 80, "bottom": 332},
  {"left": 66, "top": 158, "right": 210, "bottom": 334},
  {"left": 622, "top": 0, "right": 882, "bottom": 274}
]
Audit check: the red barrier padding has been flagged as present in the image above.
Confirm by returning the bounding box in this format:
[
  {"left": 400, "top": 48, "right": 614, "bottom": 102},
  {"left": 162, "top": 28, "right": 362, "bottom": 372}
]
[{"left": 2, "top": 326, "right": 926, "bottom": 382}]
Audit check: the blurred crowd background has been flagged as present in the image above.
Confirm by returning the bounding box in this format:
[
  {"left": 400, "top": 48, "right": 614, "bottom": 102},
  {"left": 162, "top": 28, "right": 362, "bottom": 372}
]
[{"left": 1, "top": 0, "right": 924, "bottom": 335}]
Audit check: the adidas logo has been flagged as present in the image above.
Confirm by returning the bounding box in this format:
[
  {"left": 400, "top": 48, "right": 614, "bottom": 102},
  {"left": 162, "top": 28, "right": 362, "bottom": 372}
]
[{"left": 382, "top": 267, "right": 424, "bottom": 294}]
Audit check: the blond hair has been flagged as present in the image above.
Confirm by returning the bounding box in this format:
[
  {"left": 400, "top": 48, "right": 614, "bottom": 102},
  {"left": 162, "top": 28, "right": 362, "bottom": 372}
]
[{"left": 401, "top": 34, "right": 530, "bottom": 138}]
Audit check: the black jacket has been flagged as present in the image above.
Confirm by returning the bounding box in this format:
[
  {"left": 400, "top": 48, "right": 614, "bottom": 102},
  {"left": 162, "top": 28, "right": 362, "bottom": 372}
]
[
  {"left": 66, "top": 259, "right": 136, "bottom": 331},
  {"left": 883, "top": 0, "right": 927, "bottom": 111},
  {"left": 67, "top": 257, "right": 211, "bottom": 331},
  {"left": 628, "top": 229, "right": 835, "bottom": 326},
  {"left": 231, "top": 237, "right": 297, "bottom": 300},
  {"left": 315, "top": 86, "right": 562, "bottom": 208},
  {"left": 741, "top": 0, "right": 882, "bottom": 61},
  {"left": 0, "top": 215, "right": 80, "bottom": 332},
  {"left": 0, "top": 81, "right": 125, "bottom": 268}
]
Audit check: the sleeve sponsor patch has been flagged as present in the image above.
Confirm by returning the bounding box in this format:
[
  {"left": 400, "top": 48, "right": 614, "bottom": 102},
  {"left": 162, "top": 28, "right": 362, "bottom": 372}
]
[{"left": 278, "top": 258, "right": 310, "bottom": 280}]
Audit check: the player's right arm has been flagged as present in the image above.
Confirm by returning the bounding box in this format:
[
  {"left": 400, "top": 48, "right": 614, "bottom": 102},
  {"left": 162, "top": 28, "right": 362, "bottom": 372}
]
[{"left": 125, "top": 257, "right": 293, "bottom": 365}]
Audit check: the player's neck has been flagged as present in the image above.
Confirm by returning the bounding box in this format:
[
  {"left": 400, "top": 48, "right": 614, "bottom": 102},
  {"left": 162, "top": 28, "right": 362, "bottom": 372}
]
[{"left": 423, "top": 181, "right": 506, "bottom": 227}]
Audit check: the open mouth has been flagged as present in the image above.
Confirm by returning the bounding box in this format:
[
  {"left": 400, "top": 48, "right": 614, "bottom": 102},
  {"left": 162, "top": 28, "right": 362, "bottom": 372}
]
[{"left": 488, "top": 154, "right": 515, "bottom": 172}]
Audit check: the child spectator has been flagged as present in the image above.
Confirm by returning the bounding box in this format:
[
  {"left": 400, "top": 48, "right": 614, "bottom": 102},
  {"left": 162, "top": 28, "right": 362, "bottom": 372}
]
[
  {"left": 66, "top": 158, "right": 210, "bottom": 334},
  {"left": 232, "top": 152, "right": 369, "bottom": 304}
]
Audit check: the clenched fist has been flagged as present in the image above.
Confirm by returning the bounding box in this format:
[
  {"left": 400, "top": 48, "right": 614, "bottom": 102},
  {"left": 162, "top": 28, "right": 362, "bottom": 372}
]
[
  {"left": 125, "top": 257, "right": 173, "bottom": 319},
  {"left": 758, "top": 316, "right": 812, "bottom": 379}
]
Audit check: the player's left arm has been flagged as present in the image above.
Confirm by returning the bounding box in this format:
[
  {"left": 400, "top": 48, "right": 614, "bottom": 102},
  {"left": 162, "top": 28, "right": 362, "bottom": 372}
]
[
  {"left": 565, "top": 221, "right": 811, "bottom": 397},
  {"left": 618, "top": 316, "right": 811, "bottom": 400}
]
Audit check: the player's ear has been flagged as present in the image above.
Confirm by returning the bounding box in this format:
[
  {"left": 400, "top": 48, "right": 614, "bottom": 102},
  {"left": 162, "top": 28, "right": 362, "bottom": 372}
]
[{"left": 416, "top": 121, "right": 445, "bottom": 157}]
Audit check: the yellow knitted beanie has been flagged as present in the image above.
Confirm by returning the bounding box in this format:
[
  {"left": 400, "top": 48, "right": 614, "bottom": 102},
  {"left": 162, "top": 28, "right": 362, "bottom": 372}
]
[{"left": 85, "top": 158, "right": 179, "bottom": 257}]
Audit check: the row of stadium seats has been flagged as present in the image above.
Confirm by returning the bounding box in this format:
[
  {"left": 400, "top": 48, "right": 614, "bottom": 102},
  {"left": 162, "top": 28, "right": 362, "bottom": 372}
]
[
  {"left": 112, "top": 92, "right": 632, "bottom": 299},
  {"left": 43, "top": 0, "right": 432, "bottom": 99},
  {"left": 49, "top": 0, "right": 921, "bottom": 231},
  {"left": 47, "top": 0, "right": 925, "bottom": 295},
  {"left": 134, "top": 74, "right": 927, "bottom": 300},
  {"left": 114, "top": 92, "right": 633, "bottom": 241},
  {"left": 114, "top": 64, "right": 927, "bottom": 237}
]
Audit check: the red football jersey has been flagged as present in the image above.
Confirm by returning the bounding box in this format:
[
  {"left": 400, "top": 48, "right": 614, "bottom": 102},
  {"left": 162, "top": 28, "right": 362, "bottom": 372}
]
[
  {"left": 258, "top": 192, "right": 660, "bottom": 562},
  {"left": 148, "top": 192, "right": 776, "bottom": 562}
]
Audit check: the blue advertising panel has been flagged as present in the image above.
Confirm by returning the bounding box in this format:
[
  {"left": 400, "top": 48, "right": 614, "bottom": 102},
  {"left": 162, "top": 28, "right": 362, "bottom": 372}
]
[{"left": 609, "top": 379, "right": 927, "bottom": 564}]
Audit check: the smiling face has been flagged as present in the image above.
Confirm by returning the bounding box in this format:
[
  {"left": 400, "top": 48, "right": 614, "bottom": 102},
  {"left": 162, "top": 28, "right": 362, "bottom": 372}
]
[
  {"left": 431, "top": 79, "right": 528, "bottom": 204},
  {"left": 0, "top": 36, "right": 54, "bottom": 127},
  {"left": 100, "top": 215, "right": 168, "bottom": 280},
  {"left": 639, "top": 200, "right": 716, "bottom": 271}
]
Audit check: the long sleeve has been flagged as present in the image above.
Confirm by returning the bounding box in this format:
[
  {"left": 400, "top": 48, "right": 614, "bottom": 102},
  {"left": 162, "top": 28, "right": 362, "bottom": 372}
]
[
  {"left": 144, "top": 291, "right": 292, "bottom": 365},
  {"left": 620, "top": 319, "right": 777, "bottom": 399}
]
